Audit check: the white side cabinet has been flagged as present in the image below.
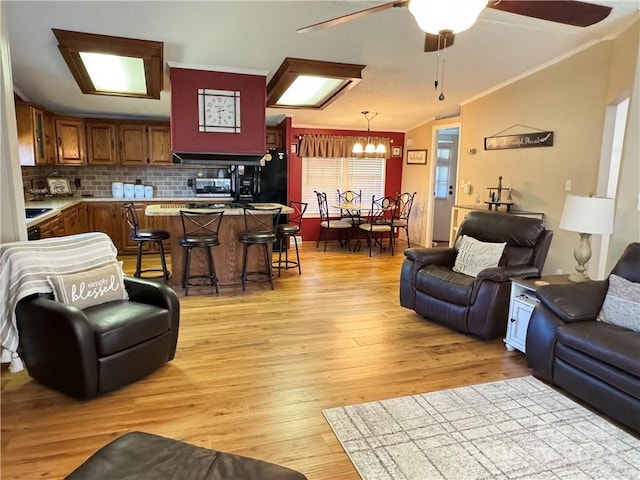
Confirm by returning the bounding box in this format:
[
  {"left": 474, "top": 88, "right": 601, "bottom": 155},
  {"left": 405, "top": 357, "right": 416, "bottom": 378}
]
[{"left": 504, "top": 275, "right": 570, "bottom": 353}]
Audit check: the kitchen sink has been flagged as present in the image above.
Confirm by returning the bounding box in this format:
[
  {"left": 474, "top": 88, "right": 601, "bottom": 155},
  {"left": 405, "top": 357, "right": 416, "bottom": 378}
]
[{"left": 25, "top": 207, "right": 53, "bottom": 219}]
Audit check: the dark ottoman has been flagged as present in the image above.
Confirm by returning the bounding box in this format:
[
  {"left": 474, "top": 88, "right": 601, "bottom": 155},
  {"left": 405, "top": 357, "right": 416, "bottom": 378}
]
[{"left": 65, "top": 431, "right": 308, "bottom": 480}]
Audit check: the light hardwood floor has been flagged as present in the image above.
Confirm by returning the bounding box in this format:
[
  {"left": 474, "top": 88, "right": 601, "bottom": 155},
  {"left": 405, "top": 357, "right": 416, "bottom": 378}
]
[{"left": 1, "top": 240, "right": 529, "bottom": 480}]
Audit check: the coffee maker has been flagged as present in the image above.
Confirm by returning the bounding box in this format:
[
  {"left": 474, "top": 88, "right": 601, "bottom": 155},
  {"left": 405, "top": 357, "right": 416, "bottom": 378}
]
[{"left": 235, "top": 165, "right": 259, "bottom": 202}]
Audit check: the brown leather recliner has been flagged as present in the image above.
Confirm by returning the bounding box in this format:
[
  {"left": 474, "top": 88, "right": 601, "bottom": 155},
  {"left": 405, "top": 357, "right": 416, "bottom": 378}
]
[
  {"left": 16, "top": 277, "right": 180, "bottom": 400},
  {"left": 526, "top": 243, "right": 640, "bottom": 433},
  {"left": 400, "top": 211, "right": 553, "bottom": 339}
]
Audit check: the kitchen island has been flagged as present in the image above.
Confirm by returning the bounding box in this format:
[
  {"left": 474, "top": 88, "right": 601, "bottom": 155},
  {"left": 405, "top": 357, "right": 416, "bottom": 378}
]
[{"left": 145, "top": 203, "right": 292, "bottom": 290}]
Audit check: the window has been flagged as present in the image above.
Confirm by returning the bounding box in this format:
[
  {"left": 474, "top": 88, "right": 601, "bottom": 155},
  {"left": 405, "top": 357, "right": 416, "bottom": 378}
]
[
  {"left": 434, "top": 147, "right": 451, "bottom": 199},
  {"left": 301, "top": 157, "right": 386, "bottom": 214}
]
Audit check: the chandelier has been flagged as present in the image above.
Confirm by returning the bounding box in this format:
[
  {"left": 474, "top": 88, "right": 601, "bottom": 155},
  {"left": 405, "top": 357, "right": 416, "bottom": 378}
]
[{"left": 352, "top": 111, "right": 386, "bottom": 155}]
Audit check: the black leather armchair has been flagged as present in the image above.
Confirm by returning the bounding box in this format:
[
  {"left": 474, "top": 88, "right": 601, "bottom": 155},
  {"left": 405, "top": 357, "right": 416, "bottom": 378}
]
[
  {"left": 16, "top": 276, "right": 180, "bottom": 400},
  {"left": 400, "top": 211, "right": 553, "bottom": 339},
  {"left": 527, "top": 243, "right": 640, "bottom": 433}
]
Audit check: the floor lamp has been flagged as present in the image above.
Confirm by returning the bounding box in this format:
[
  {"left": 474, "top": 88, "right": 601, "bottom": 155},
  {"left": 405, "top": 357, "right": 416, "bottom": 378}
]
[{"left": 559, "top": 194, "right": 615, "bottom": 282}]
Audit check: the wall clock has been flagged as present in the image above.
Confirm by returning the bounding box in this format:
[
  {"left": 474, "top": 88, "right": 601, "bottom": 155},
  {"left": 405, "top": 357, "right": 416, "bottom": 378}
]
[{"left": 198, "top": 88, "right": 241, "bottom": 133}]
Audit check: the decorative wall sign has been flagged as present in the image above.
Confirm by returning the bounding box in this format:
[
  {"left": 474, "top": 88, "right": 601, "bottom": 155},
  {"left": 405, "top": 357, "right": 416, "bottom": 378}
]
[
  {"left": 484, "top": 131, "right": 553, "bottom": 150},
  {"left": 407, "top": 149, "right": 427, "bottom": 164},
  {"left": 47, "top": 177, "right": 71, "bottom": 195},
  {"left": 392, "top": 146, "right": 402, "bottom": 157}
]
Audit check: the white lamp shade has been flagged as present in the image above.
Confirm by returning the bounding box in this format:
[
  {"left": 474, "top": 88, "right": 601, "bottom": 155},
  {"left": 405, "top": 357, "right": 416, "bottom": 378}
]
[
  {"left": 375, "top": 143, "right": 387, "bottom": 154},
  {"left": 364, "top": 143, "right": 376, "bottom": 154},
  {"left": 352, "top": 142, "right": 364, "bottom": 154},
  {"left": 559, "top": 195, "right": 615, "bottom": 234},
  {"left": 408, "top": 0, "right": 487, "bottom": 35}
]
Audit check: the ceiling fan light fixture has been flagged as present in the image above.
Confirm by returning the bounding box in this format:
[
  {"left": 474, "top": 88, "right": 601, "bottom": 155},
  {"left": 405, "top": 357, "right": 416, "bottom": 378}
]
[{"left": 408, "top": 0, "right": 487, "bottom": 34}]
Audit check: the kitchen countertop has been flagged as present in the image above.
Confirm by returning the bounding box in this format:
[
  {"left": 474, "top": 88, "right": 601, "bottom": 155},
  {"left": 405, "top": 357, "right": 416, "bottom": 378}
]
[
  {"left": 146, "top": 203, "right": 293, "bottom": 216},
  {"left": 24, "top": 196, "right": 242, "bottom": 227}
]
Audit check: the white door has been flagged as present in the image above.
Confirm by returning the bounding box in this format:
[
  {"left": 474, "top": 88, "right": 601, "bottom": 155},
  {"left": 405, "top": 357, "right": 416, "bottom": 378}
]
[{"left": 432, "top": 126, "right": 460, "bottom": 244}]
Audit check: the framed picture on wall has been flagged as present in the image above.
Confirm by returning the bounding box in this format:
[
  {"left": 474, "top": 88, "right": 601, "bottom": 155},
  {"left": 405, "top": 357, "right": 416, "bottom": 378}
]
[
  {"left": 407, "top": 149, "right": 427, "bottom": 165},
  {"left": 392, "top": 146, "right": 402, "bottom": 157}
]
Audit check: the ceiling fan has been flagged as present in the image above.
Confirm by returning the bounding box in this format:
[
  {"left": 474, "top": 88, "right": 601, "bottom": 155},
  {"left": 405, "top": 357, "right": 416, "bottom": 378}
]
[{"left": 297, "top": 1, "right": 613, "bottom": 52}]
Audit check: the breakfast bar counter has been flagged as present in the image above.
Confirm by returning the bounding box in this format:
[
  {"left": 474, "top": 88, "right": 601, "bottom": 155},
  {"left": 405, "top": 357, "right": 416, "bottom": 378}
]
[{"left": 145, "top": 203, "right": 292, "bottom": 290}]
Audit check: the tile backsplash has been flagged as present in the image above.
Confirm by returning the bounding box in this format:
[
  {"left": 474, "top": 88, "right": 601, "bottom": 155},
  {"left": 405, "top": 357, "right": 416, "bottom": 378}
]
[{"left": 21, "top": 165, "right": 233, "bottom": 199}]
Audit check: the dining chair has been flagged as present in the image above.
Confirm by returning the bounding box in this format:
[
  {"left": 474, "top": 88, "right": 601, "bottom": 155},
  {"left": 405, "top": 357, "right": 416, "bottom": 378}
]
[
  {"left": 336, "top": 189, "right": 364, "bottom": 225},
  {"left": 273, "top": 200, "right": 307, "bottom": 276},
  {"left": 357, "top": 195, "right": 399, "bottom": 256},
  {"left": 314, "top": 191, "right": 353, "bottom": 252},
  {"left": 394, "top": 192, "right": 417, "bottom": 247},
  {"left": 179, "top": 210, "right": 224, "bottom": 296}
]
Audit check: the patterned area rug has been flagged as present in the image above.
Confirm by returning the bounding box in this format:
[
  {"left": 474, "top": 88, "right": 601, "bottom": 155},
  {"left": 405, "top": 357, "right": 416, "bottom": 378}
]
[{"left": 323, "top": 376, "right": 640, "bottom": 480}]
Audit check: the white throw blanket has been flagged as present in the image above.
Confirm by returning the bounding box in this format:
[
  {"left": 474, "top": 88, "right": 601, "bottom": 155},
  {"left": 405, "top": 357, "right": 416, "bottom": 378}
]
[{"left": 0, "top": 232, "right": 118, "bottom": 372}]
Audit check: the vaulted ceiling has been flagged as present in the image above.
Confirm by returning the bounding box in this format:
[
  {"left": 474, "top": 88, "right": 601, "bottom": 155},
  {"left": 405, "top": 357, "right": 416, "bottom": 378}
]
[{"left": 6, "top": 1, "right": 639, "bottom": 132}]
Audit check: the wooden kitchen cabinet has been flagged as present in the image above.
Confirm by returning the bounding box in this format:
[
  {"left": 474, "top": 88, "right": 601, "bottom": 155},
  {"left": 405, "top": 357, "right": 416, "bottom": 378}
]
[
  {"left": 86, "top": 121, "right": 118, "bottom": 165},
  {"left": 43, "top": 112, "right": 57, "bottom": 164},
  {"left": 148, "top": 124, "right": 172, "bottom": 165},
  {"left": 39, "top": 213, "right": 64, "bottom": 239},
  {"left": 15, "top": 104, "right": 55, "bottom": 166},
  {"left": 55, "top": 116, "right": 86, "bottom": 165},
  {"left": 88, "top": 202, "right": 122, "bottom": 251},
  {"left": 62, "top": 203, "right": 89, "bottom": 236},
  {"left": 266, "top": 127, "right": 282, "bottom": 149},
  {"left": 119, "top": 122, "right": 171, "bottom": 166}
]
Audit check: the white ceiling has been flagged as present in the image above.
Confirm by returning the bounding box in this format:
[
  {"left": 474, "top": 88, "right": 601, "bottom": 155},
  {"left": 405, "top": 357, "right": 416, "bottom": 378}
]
[{"left": 6, "top": 1, "right": 639, "bottom": 132}]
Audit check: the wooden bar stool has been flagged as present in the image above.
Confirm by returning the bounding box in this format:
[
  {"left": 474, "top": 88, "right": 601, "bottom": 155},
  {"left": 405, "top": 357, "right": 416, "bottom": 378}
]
[
  {"left": 273, "top": 200, "right": 307, "bottom": 276},
  {"left": 239, "top": 206, "right": 281, "bottom": 290},
  {"left": 122, "top": 203, "right": 170, "bottom": 280},
  {"left": 179, "top": 210, "right": 224, "bottom": 296}
]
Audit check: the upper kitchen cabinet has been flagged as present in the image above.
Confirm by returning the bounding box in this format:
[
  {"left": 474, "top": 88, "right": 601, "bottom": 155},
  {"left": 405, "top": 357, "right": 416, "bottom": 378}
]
[
  {"left": 55, "top": 116, "right": 86, "bottom": 165},
  {"left": 119, "top": 122, "right": 171, "bottom": 166},
  {"left": 16, "top": 104, "right": 56, "bottom": 166},
  {"left": 147, "top": 124, "right": 172, "bottom": 165},
  {"left": 86, "top": 121, "right": 118, "bottom": 165},
  {"left": 266, "top": 127, "right": 282, "bottom": 149}
]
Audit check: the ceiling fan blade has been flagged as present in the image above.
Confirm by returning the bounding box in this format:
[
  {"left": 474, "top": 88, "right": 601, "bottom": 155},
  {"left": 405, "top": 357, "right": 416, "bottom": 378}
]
[
  {"left": 297, "top": 1, "right": 409, "bottom": 33},
  {"left": 488, "top": 0, "right": 612, "bottom": 27},
  {"left": 424, "top": 32, "right": 455, "bottom": 53}
]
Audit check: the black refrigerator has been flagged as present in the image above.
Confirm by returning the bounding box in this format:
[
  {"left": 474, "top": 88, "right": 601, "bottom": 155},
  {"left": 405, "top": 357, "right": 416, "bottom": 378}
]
[
  {"left": 256, "top": 148, "right": 287, "bottom": 204},
  {"left": 235, "top": 148, "right": 287, "bottom": 204}
]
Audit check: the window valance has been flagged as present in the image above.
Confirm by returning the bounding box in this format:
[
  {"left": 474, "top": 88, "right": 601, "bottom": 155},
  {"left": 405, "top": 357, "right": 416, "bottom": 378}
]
[{"left": 299, "top": 134, "right": 391, "bottom": 159}]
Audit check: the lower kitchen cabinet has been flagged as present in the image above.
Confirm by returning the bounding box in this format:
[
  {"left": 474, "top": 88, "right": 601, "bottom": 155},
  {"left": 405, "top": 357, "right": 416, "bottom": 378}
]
[
  {"left": 39, "top": 213, "right": 64, "bottom": 238},
  {"left": 88, "top": 202, "right": 122, "bottom": 251},
  {"left": 62, "top": 203, "right": 88, "bottom": 235}
]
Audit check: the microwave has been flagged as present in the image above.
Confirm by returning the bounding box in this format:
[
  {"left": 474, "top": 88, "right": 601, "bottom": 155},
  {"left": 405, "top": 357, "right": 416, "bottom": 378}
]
[{"left": 194, "top": 178, "right": 232, "bottom": 198}]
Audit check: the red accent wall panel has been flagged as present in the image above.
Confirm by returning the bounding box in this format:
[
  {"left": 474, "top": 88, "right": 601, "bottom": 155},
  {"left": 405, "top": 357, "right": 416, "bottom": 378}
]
[{"left": 170, "top": 67, "right": 266, "bottom": 154}]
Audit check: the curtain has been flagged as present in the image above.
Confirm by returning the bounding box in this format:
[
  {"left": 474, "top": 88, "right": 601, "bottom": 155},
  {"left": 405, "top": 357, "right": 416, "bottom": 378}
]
[{"left": 298, "top": 134, "right": 391, "bottom": 159}]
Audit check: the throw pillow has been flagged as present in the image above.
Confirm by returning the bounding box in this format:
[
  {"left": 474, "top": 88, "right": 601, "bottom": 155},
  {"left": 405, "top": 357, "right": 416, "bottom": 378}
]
[
  {"left": 47, "top": 261, "right": 128, "bottom": 310},
  {"left": 453, "top": 235, "right": 506, "bottom": 277},
  {"left": 597, "top": 274, "right": 640, "bottom": 332}
]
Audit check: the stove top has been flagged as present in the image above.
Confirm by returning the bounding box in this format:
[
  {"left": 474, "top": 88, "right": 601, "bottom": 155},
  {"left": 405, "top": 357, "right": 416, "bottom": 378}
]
[{"left": 185, "top": 202, "right": 248, "bottom": 209}]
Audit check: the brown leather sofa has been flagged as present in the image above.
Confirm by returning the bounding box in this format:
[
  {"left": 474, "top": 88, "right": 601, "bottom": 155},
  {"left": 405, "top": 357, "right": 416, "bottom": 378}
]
[
  {"left": 400, "top": 211, "right": 553, "bottom": 339},
  {"left": 16, "top": 277, "right": 180, "bottom": 400},
  {"left": 65, "top": 431, "right": 308, "bottom": 480},
  {"left": 526, "top": 243, "right": 640, "bottom": 433}
]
